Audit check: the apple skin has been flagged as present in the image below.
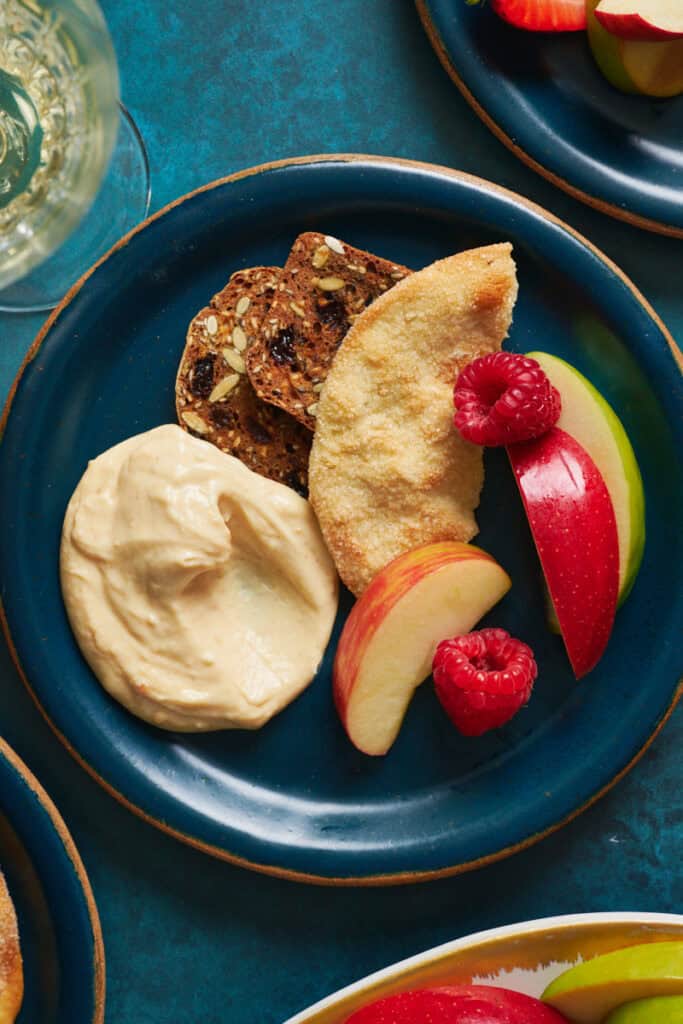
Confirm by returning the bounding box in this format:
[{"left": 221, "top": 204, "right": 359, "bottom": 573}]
[
  {"left": 542, "top": 941, "right": 683, "bottom": 1023},
  {"left": 333, "top": 542, "right": 511, "bottom": 756},
  {"left": 507, "top": 427, "right": 619, "bottom": 679},
  {"left": 528, "top": 351, "right": 645, "bottom": 606},
  {"left": 344, "top": 985, "right": 570, "bottom": 1023},
  {"left": 605, "top": 994, "right": 683, "bottom": 1023},
  {"left": 595, "top": 1, "right": 683, "bottom": 41}
]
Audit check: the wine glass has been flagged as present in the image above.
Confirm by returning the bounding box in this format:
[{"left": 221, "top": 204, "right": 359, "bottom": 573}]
[{"left": 0, "top": 0, "right": 150, "bottom": 312}]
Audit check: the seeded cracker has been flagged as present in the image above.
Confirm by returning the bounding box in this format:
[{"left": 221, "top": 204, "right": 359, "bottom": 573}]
[
  {"left": 175, "top": 267, "right": 312, "bottom": 495},
  {"left": 246, "top": 233, "right": 411, "bottom": 430}
]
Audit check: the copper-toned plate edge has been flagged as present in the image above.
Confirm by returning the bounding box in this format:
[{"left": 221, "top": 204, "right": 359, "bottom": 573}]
[
  {"left": 0, "top": 736, "right": 105, "bottom": 1020},
  {"left": 415, "top": 2, "right": 683, "bottom": 240},
  {"left": 0, "top": 153, "right": 681, "bottom": 886}
]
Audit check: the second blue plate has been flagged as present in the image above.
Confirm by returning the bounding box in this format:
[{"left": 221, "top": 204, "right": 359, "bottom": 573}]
[
  {"left": 0, "top": 155, "right": 681, "bottom": 883},
  {"left": 417, "top": 1, "right": 683, "bottom": 237},
  {"left": 0, "top": 738, "right": 104, "bottom": 1023}
]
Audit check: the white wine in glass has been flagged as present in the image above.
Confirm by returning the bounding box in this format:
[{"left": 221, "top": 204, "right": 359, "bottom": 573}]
[{"left": 0, "top": 0, "right": 149, "bottom": 310}]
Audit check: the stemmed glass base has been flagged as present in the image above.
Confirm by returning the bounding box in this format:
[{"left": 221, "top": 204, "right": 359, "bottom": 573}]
[{"left": 0, "top": 101, "right": 151, "bottom": 314}]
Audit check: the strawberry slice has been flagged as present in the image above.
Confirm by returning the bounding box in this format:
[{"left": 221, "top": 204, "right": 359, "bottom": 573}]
[{"left": 490, "top": 0, "right": 587, "bottom": 31}]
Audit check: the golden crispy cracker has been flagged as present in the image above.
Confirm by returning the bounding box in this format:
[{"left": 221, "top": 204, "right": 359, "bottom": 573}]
[
  {"left": 245, "top": 233, "right": 410, "bottom": 430},
  {"left": 309, "top": 244, "right": 518, "bottom": 594},
  {"left": 175, "top": 267, "right": 311, "bottom": 495},
  {"left": 0, "top": 871, "right": 22, "bottom": 1024}
]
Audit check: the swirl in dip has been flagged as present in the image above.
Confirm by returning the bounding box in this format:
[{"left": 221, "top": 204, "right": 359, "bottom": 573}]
[{"left": 60, "top": 424, "right": 338, "bottom": 731}]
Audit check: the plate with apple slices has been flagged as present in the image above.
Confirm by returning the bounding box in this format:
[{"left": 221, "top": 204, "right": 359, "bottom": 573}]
[
  {"left": 282, "top": 912, "right": 683, "bottom": 1023},
  {"left": 0, "top": 155, "right": 681, "bottom": 884},
  {"left": 416, "top": 0, "right": 683, "bottom": 236}
]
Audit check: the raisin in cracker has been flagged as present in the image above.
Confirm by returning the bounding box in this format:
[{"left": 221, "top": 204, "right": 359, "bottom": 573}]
[
  {"left": 245, "top": 233, "right": 410, "bottom": 430},
  {"left": 175, "top": 267, "right": 311, "bottom": 495}
]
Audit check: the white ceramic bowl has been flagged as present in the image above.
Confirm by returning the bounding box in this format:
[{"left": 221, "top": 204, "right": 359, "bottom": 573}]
[{"left": 284, "top": 912, "right": 683, "bottom": 1023}]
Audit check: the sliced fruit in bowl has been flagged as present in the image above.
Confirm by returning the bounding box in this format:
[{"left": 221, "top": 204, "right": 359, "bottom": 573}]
[
  {"left": 284, "top": 915, "right": 683, "bottom": 1023},
  {"left": 333, "top": 542, "right": 511, "bottom": 756}
]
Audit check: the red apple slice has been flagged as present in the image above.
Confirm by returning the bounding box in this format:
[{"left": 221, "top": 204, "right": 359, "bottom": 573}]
[
  {"left": 595, "top": 0, "right": 683, "bottom": 40},
  {"left": 344, "top": 985, "right": 570, "bottom": 1023},
  {"left": 333, "top": 542, "right": 511, "bottom": 756},
  {"left": 507, "top": 427, "right": 619, "bottom": 679},
  {"left": 528, "top": 352, "right": 645, "bottom": 605}
]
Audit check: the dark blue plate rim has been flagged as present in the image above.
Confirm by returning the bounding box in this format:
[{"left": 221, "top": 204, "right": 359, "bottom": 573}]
[
  {"left": 416, "top": 1, "right": 683, "bottom": 239},
  {"left": 0, "top": 736, "right": 105, "bottom": 1020},
  {"left": 1, "top": 154, "right": 681, "bottom": 886}
]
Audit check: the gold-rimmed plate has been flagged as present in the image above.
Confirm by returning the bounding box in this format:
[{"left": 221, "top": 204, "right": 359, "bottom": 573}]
[
  {"left": 0, "top": 737, "right": 104, "bottom": 1023},
  {"left": 0, "top": 155, "right": 681, "bottom": 885}
]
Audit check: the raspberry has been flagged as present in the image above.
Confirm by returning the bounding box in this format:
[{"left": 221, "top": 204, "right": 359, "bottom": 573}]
[
  {"left": 432, "top": 628, "right": 537, "bottom": 737},
  {"left": 454, "top": 352, "right": 561, "bottom": 446}
]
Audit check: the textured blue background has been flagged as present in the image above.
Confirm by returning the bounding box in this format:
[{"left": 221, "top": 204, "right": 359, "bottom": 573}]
[{"left": 0, "top": 3, "right": 681, "bottom": 1022}]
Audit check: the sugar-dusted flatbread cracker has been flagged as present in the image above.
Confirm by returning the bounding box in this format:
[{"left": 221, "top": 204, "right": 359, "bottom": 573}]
[
  {"left": 0, "top": 871, "right": 22, "bottom": 1024},
  {"left": 175, "top": 267, "right": 312, "bottom": 495},
  {"left": 309, "top": 244, "right": 518, "bottom": 595},
  {"left": 246, "top": 232, "right": 410, "bottom": 431}
]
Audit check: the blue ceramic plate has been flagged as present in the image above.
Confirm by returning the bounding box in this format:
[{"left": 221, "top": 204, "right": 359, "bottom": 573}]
[
  {"left": 0, "top": 155, "right": 681, "bottom": 884},
  {"left": 417, "top": 1, "right": 683, "bottom": 237},
  {"left": 0, "top": 738, "right": 104, "bottom": 1023}
]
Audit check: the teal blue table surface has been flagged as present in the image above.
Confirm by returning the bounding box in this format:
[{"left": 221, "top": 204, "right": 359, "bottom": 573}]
[{"left": 0, "top": 3, "right": 681, "bottom": 1022}]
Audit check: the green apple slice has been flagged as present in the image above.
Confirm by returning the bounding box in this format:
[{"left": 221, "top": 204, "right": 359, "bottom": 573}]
[
  {"left": 606, "top": 995, "right": 683, "bottom": 1023},
  {"left": 542, "top": 941, "right": 683, "bottom": 1023},
  {"left": 529, "top": 351, "right": 645, "bottom": 605}
]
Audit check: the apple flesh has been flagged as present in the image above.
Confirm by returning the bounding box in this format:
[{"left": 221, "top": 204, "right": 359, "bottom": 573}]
[
  {"left": 345, "top": 985, "right": 570, "bottom": 1023},
  {"left": 507, "top": 427, "right": 619, "bottom": 679},
  {"left": 333, "top": 542, "right": 511, "bottom": 756},
  {"left": 542, "top": 941, "right": 683, "bottom": 1023},
  {"left": 595, "top": 0, "right": 683, "bottom": 40},
  {"left": 606, "top": 994, "right": 683, "bottom": 1022},
  {"left": 587, "top": 0, "right": 683, "bottom": 95},
  {"left": 528, "top": 352, "right": 645, "bottom": 605},
  {"left": 621, "top": 37, "right": 683, "bottom": 95}
]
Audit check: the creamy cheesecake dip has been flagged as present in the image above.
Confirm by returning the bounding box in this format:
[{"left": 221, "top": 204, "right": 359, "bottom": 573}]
[{"left": 60, "top": 424, "right": 338, "bottom": 731}]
